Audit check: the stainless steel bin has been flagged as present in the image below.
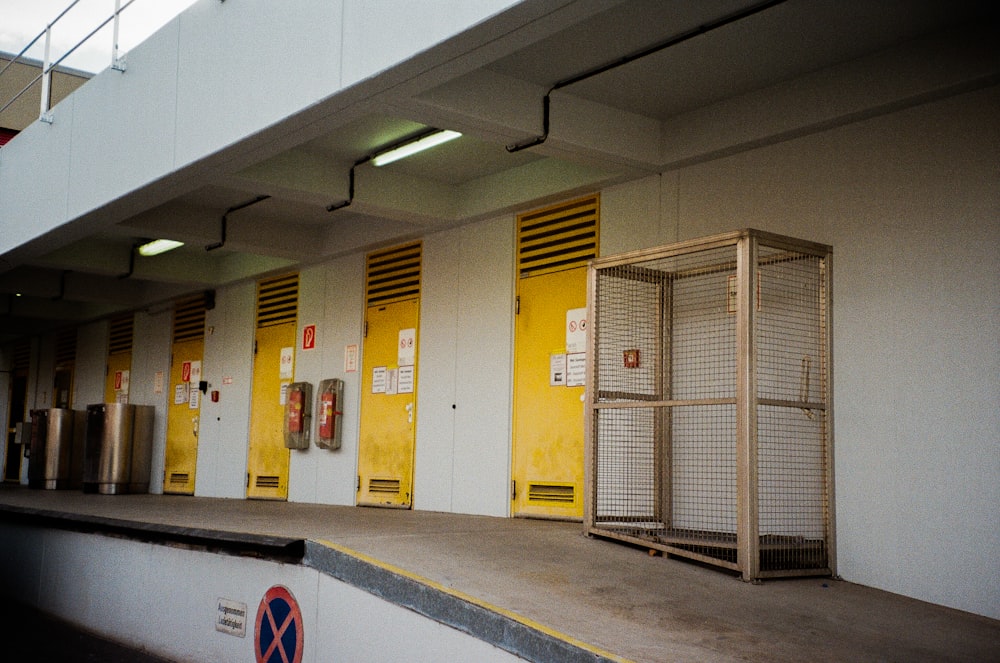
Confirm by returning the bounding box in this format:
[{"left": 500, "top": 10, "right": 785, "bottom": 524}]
[
  {"left": 84, "top": 403, "right": 153, "bottom": 495},
  {"left": 27, "top": 409, "right": 49, "bottom": 489},
  {"left": 43, "top": 408, "right": 78, "bottom": 490}
]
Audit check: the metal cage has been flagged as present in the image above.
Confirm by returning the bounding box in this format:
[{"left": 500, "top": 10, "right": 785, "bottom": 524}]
[{"left": 584, "top": 229, "right": 834, "bottom": 581}]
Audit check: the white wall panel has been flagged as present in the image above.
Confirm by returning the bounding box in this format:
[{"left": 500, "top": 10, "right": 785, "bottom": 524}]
[
  {"left": 288, "top": 256, "right": 365, "bottom": 506},
  {"left": 415, "top": 216, "right": 514, "bottom": 517},
  {"left": 414, "top": 231, "right": 460, "bottom": 512},
  {"left": 340, "top": 0, "right": 521, "bottom": 88},
  {"left": 0, "top": 97, "right": 74, "bottom": 253},
  {"left": 73, "top": 321, "right": 109, "bottom": 409},
  {"left": 197, "top": 281, "right": 255, "bottom": 499},
  {"left": 65, "top": 21, "right": 180, "bottom": 220},
  {"left": 130, "top": 309, "right": 172, "bottom": 495},
  {"left": 451, "top": 217, "right": 514, "bottom": 517},
  {"left": 173, "top": 0, "right": 344, "bottom": 169}
]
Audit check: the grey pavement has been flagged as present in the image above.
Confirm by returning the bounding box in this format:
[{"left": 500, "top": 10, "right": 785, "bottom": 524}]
[{"left": 0, "top": 488, "right": 997, "bottom": 662}]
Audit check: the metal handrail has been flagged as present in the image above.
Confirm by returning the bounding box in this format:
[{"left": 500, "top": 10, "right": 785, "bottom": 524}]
[{"left": 0, "top": 0, "right": 136, "bottom": 121}]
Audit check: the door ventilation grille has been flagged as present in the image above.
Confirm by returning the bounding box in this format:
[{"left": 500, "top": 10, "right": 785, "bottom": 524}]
[
  {"left": 13, "top": 340, "right": 30, "bottom": 370},
  {"left": 108, "top": 315, "right": 134, "bottom": 355},
  {"left": 528, "top": 483, "right": 576, "bottom": 504},
  {"left": 255, "top": 475, "right": 281, "bottom": 489},
  {"left": 366, "top": 242, "right": 422, "bottom": 306},
  {"left": 173, "top": 295, "right": 207, "bottom": 343},
  {"left": 256, "top": 273, "right": 298, "bottom": 329},
  {"left": 168, "top": 472, "right": 190, "bottom": 485},
  {"left": 368, "top": 478, "right": 401, "bottom": 495},
  {"left": 55, "top": 328, "right": 77, "bottom": 366},
  {"left": 518, "top": 195, "right": 598, "bottom": 278}
]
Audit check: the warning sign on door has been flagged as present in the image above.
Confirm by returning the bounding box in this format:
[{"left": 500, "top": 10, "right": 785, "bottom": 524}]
[
  {"left": 566, "top": 308, "right": 587, "bottom": 354},
  {"left": 398, "top": 328, "right": 416, "bottom": 366}
]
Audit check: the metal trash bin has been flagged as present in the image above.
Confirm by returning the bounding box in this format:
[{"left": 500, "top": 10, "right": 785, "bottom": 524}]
[
  {"left": 27, "top": 409, "right": 49, "bottom": 489},
  {"left": 84, "top": 403, "right": 154, "bottom": 495},
  {"left": 28, "top": 408, "right": 80, "bottom": 489}
]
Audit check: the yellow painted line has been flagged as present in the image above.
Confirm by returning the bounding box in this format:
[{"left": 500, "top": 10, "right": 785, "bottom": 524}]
[{"left": 311, "top": 538, "right": 633, "bottom": 663}]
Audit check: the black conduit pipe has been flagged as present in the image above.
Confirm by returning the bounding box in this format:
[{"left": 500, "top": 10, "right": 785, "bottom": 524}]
[{"left": 506, "top": 0, "right": 788, "bottom": 153}]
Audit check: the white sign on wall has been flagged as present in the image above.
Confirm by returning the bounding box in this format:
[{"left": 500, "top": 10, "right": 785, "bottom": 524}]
[{"left": 566, "top": 308, "right": 587, "bottom": 354}]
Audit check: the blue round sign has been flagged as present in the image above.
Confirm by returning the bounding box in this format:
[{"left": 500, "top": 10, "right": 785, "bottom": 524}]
[{"left": 255, "top": 585, "right": 303, "bottom": 663}]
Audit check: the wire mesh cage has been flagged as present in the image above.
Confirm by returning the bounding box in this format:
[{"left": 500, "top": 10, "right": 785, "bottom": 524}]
[{"left": 584, "top": 229, "right": 834, "bottom": 580}]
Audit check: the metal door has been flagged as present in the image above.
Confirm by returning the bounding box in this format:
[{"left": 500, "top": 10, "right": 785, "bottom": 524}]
[
  {"left": 247, "top": 273, "right": 298, "bottom": 500},
  {"left": 163, "top": 296, "right": 207, "bottom": 494},
  {"left": 511, "top": 196, "right": 598, "bottom": 518},
  {"left": 357, "top": 243, "right": 421, "bottom": 508},
  {"left": 104, "top": 315, "right": 133, "bottom": 404},
  {"left": 3, "top": 341, "right": 30, "bottom": 482}
]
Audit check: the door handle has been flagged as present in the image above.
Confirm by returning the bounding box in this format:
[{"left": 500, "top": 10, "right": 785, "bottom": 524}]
[{"left": 405, "top": 402, "right": 413, "bottom": 424}]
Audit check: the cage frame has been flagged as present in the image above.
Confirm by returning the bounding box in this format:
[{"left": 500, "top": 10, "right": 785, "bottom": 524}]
[{"left": 584, "top": 228, "right": 835, "bottom": 581}]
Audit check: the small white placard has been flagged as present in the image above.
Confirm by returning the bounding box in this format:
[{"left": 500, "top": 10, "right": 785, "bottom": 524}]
[
  {"left": 398, "top": 328, "right": 416, "bottom": 366},
  {"left": 189, "top": 385, "right": 200, "bottom": 410},
  {"left": 550, "top": 353, "right": 566, "bottom": 386},
  {"left": 174, "top": 383, "right": 189, "bottom": 405},
  {"left": 216, "top": 598, "right": 247, "bottom": 637},
  {"left": 190, "top": 360, "right": 202, "bottom": 384},
  {"left": 385, "top": 367, "right": 399, "bottom": 395},
  {"left": 566, "top": 308, "right": 588, "bottom": 354},
  {"left": 372, "top": 367, "right": 387, "bottom": 394},
  {"left": 153, "top": 371, "right": 164, "bottom": 395},
  {"left": 344, "top": 344, "right": 359, "bottom": 373},
  {"left": 398, "top": 364, "right": 414, "bottom": 394},
  {"left": 279, "top": 346, "right": 294, "bottom": 380},
  {"left": 566, "top": 352, "right": 587, "bottom": 387},
  {"left": 279, "top": 382, "right": 290, "bottom": 405}
]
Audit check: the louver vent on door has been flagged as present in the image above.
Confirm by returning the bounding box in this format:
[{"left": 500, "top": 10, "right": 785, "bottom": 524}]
[
  {"left": 255, "top": 475, "right": 281, "bottom": 489},
  {"left": 13, "top": 341, "right": 30, "bottom": 370},
  {"left": 108, "top": 315, "right": 134, "bottom": 355},
  {"left": 168, "top": 473, "right": 190, "bottom": 485},
  {"left": 366, "top": 242, "right": 422, "bottom": 306},
  {"left": 55, "top": 329, "right": 76, "bottom": 366},
  {"left": 527, "top": 483, "right": 576, "bottom": 504},
  {"left": 256, "top": 273, "right": 299, "bottom": 329},
  {"left": 173, "top": 295, "right": 207, "bottom": 343},
  {"left": 517, "top": 195, "right": 599, "bottom": 278},
  {"left": 369, "top": 478, "right": 401, "bottom": 494}
]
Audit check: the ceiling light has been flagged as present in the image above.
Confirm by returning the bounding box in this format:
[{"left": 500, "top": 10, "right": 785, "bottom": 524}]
[
  {"left": 371, "top": 130, "right": 462, "bottom": 167},
  {"left": 137, "top": 239, "right": 184, "bottom": 256}
]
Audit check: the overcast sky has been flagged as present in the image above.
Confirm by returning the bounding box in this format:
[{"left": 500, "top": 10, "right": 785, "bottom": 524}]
[{"left": 1, "top": 0, "right": 197, "bottom": 73}]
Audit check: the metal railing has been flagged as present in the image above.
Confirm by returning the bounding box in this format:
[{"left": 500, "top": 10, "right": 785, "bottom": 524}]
[{"left": 0, "top": 0, "right": 135, "bottom": 124}]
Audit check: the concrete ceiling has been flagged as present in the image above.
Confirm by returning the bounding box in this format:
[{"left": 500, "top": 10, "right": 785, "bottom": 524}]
[{"left": 1, "top": 0, "right": 995, "bottom": 343}]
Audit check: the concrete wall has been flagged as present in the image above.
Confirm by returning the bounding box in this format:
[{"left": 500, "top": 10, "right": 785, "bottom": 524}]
[
  {"left": 0, "top": 0, "right": 521, "bottom": 255},
  {"left": 599, "top": 85, "right": 1000, "bottom": 620},
  {"left": 0, "top": 523, "right": 519, "bottom": 662}
]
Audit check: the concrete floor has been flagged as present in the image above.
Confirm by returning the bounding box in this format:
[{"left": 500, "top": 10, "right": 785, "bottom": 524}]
[{"left": 1, "top": 488, "right": 997, "bottom": 662}]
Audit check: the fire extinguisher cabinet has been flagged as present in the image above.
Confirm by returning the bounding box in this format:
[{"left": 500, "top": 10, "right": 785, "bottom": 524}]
[
  {"left": 585, "top": 229, "right": 835, "bottom": 581},
  {"left": 284, "top": 382, "right": 312, "bottom": 449},
  {"left": 315, "top": 378, "right": 344, "bottom": 450},
  {"left": 83, "top": 403, "right": 155, "bottom": 494}
]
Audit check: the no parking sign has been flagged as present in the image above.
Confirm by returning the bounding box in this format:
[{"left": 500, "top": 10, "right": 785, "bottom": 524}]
[{"left": 255, "top": 585, "right": 303, "bottom": 663}]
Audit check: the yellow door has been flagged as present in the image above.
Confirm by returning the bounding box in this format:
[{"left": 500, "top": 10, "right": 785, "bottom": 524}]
[
  {"left": 512, "top": 267, "right": 588, "bottom": 518},
  {"left": 104, "top": 314, "right": 134, "bottom": 403},
  {"left": 104, "top": 352, "right": 132, "bottom": 403},
  {"left": 247, "top": 273, "right": 299, "bottom": 500},
  {"left": 163, "top": 338, "right": 204, "bottom": 494},
  {"left": 357, "top": 299, "right": 419, "bottom": 507},
  {"left": 357, "top": 242, "right": 422, "bottom": 508},
  {"left": 247, "top": 323, "right": 295, "bottom": 499},
  {"left": 511, "top": 195, "right": 598, "bottom": 519},
  {"left": 164, "top": 296, "right": 208, "bottom": 494}
]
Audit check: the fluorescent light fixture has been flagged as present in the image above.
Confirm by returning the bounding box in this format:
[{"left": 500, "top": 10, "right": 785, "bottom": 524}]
[
  {"left": 138, "top": 239, "right": 184, "bottom": 256},
  {"left": 372, "top": 130, "right": 462, "bottom": 167}
]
